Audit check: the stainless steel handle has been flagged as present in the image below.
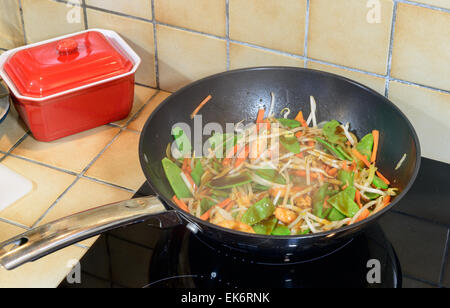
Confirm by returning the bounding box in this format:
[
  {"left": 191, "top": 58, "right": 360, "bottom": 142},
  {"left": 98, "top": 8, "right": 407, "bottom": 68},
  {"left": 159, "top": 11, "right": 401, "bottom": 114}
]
[{"left": 0, "top": 196, "right": 181, "bottom": 270}]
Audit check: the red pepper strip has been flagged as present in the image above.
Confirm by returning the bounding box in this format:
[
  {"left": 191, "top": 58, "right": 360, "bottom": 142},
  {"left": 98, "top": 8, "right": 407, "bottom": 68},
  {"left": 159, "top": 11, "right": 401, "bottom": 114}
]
[
  {"left": 172, "top": 195, "right": 189, "bottom": 212},
  {"left": 200, "top": 198, "right": 233, "bottom": 221}
]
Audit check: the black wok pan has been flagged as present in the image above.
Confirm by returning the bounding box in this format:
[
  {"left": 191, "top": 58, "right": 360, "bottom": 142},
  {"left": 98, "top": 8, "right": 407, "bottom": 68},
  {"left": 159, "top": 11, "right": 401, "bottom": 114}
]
[{"left": 0, "top": 67, "right": 421, "bottom": 270}]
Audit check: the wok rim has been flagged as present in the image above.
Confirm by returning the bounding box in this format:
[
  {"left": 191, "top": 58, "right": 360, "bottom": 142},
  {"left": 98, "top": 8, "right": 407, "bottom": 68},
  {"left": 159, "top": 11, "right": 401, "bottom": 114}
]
[{"left": 139, "top": 66, "right": 422, "bottom": 240}]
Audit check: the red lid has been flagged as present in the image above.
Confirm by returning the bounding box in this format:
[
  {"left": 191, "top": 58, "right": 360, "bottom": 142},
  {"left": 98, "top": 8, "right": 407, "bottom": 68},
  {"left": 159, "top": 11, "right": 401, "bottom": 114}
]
[{"left": 3, "top": 31, "right": 133, "bottom": 98}]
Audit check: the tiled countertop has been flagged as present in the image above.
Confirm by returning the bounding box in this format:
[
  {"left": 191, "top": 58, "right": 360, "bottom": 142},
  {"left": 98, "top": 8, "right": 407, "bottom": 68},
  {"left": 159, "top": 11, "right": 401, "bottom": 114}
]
[{"left": 0, "top": 85, "right": 170, "bottom": 287}]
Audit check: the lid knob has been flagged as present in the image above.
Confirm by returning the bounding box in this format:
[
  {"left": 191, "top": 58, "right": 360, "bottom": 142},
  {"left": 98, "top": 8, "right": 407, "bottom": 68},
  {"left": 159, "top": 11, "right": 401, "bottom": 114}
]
[{"left": 56, "top": 39, "right": 78, "bottom": 55}]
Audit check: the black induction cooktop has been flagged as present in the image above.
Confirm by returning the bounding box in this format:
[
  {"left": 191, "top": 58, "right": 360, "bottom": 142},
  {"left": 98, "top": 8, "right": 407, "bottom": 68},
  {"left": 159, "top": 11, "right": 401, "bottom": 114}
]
[{"left": 59, "top": 157, "right": 450, "bottom": 288}]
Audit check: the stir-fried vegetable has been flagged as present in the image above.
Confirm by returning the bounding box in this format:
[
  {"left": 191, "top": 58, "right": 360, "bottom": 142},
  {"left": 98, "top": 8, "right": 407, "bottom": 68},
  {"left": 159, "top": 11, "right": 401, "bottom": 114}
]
[{"left": 162, "top": 94, "right": 397, "bottom": 235}]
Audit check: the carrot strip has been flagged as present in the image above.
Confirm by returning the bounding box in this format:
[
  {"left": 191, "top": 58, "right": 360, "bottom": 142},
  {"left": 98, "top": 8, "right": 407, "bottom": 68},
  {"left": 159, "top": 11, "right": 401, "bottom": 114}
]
[
  {"left": 270, "top": 186, "right": 306, "bottom": 197},
  {"left": 200, "top": 198, "right": 232, "bottom": 221},
  {"left": 190, "top": 95, "right": 212, "bottom": 119},
  {"left": 256, "top": 109, "right": 265, "bottom": 132},
  {"left": 352, "top": 148, "right": 371, "bottom": 168},
  {"left": 341, "top": 183, "right": 349, "bottom": 190},
  {"left": 353, "top": 209, "right": 370, "bottom": 224},
  {"left": 296, "top": 152, "right": 304, "bottom": 159},
  {"left": 355, "top": 190, "right": 363, "bottom": 209},
  {"left": 295, "top": 131, "right": 303, "bottom": 138},
  {"left": 295, "top": 111, "right": 308, "bottom": 127},
  {"left": 292, "top": 170, "right": 319, "bottom": 179},
  {"left": 222, "top": 144, "right": 241, "bottom": 166},
  {"left": 376, "top": 171, "right": 391, "bottom": 185},
  {"left": 234, "top": 145, "right": 250, "bottom": 167},
  {"left": 225, "top": 200, "right": 235, "bottom": 212},
  {"left": 172, "top": 195, "right": 189, "bottom": 212},
  {"left": 371, "top": 130, "right": 379, "bottom": 163}
]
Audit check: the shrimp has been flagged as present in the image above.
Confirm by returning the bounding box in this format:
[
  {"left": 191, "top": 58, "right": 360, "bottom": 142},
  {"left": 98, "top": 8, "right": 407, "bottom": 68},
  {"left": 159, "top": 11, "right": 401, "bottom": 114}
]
[{"left": 274, "top": 207, "right": 298, "bottom": 224}]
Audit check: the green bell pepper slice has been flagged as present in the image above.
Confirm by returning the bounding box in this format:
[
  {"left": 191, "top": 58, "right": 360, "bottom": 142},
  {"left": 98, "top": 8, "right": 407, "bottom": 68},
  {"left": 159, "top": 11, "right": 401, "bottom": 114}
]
[
  {"left": 327, "top": 186, "right": 360, "bottom": 218},
  {"left": 252, "top": 217, "right": 278, "bottom": 235},
  {"left": 241, "top": 197, "right": 276, "bottom": 226},
  {"left": 356, "top": 133, "right": 374, "bottom": 161},
  {"left": 162, "top": 158, "right": 192, "bottom": 199}
]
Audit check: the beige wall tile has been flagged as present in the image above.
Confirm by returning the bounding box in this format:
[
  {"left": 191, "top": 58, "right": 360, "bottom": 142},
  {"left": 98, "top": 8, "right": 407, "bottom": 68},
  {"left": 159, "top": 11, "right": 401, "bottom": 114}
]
[
  {"left": 391, "top": 3, "right": 450, "bottom": 92},
  {"left": 0, "top": 221, "right": 27, "bottom": 242},
  {"left": 230, "top": 43, "right": 304, "bottom": 70},
  {"left": 86, "top": 0, "right": 152, "bottom": 20},
  {"left": 308, "top": 0, "right": 394, "bottom": 75},
  {"left": 0, "top": 156, "right": 76, "bottom": 227},
  {"left": 113, "top": 85, "right": 157, "bottom": 127},
  {"left": 155, "top": 0, "right": 226, "bottom": 37},
  {"left": 85, "top": 130, "right": 145, "bottom": 190},
  {"left": 0, "top": 245, "right": 86, "bottom": 287},
  {"left": 157, "top": 25, "right": 227, "bottom": 92},
  {"left": 388, "top": 81, "right": 450, "bottom": 164},
  {"left": 87, "top": 9, "right": 156, "bottom": 87},
  {"left": 128, "top": 91, "right": 171, "bottom": 132},
  {"left": 39, "top": 178, "right": 133, "bottom": 225},
  {"left": 0, "top": 102, "right": 27, "bottom": 153},
  {"left": 12, "top": 126, "right": 120, "bottom": 173},
  {"left": 413, "top": 0, "right": 450, "bottom": 9},
  {"left": 229, "top": 0, "right": 307, "bottom": 55},
  {"left": 307, "top": 62, "right": 386, "bottom": 95},
  {"left": 0, "top": 0, "right": 24, "bottom": 49},
  {"left": 21, "top": 0, "right": 85, "bottom": 44}
]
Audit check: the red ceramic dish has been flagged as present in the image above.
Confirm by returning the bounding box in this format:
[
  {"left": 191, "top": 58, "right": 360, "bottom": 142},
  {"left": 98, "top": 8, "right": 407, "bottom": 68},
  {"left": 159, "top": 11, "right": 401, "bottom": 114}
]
[{"left": 0, "top": 29, "right": 141, "bottom": 142}]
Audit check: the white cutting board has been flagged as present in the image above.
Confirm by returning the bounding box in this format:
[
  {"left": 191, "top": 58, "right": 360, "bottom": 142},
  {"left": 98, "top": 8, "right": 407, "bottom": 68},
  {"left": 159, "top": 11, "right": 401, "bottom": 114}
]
[{"left": 0, "top": 163, "right": 33, "bottom": 211}]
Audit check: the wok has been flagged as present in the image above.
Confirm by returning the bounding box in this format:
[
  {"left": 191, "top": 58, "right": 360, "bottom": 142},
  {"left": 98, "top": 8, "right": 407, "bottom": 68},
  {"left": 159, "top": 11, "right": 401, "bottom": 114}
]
[{"left": 0, "top": 67, "right": 421, "bottom": 270}]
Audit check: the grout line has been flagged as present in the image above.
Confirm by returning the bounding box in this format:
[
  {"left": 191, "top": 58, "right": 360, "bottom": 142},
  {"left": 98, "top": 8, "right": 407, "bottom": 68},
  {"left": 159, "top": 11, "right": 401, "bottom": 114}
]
[
  {"left": 438, "top": 229, "right": 449, "bottom": 287},
  {"left": 225, "top": 0, "right": 230, "bottom": 70},
  {"left": 0, "top": 217, "right": 30, "bottom": 230},
  {"left": 45, "top": 0, "right": 450, "bottom": 96},
  {"left": 17, "top": 0, "right": 27, "bottom": 45},
  {"left": 395, "top": 0, "right": 450, "bottom": 13},
  {"left": 135, "top": 82, "right": 158, "bottom": 90},
  {"left": 83, "top": 3, "right": 153, "bottom": 23},
  {"left": 122, "top": 90, "right": 161, "bottom": 127},
  {"left": 303, "top": 0, "right": 311, "bottom": 68},
  {"left": 74, "top": 243, "right": 89, "bottom": 250},
  {"left": 385, "top": 2, "right": 398, "bottom": 97},
  {"left": 6, "top": 153, "right": 78, "bottom": 176},
  {"left": 151, "top": 0, "right": 160, "bottom": 88},
  {"left": 79, "top": 175, "right": 136, "bottom": 193},
  {"left": 81, "top": 0, "right": 88, "bottom": 29},
  {"left": 31, "top": 177, "right": 81, "bottom": 228}
]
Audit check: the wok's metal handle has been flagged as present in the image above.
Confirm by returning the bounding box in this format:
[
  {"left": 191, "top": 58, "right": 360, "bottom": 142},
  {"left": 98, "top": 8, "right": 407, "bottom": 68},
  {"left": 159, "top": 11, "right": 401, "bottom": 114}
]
[{"left": 0, "top": 196, "right": 181, "bottom": 270}]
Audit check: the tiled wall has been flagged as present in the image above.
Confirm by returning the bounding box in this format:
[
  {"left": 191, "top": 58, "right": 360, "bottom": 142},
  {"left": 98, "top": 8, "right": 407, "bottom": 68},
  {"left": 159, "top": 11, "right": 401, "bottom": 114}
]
[{"left": 0, "top": 0, "right": 449, "bottom": 163}]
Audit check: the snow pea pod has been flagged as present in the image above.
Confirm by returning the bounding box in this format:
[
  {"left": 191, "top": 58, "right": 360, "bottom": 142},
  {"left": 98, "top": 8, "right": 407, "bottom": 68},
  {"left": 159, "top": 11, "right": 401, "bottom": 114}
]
[
  {"left": 327, "top": 186, "right": 360, "bottom": 218},
  {"left": 255, "top": 169, "right": 286, "bottom": 185},
  {"left": 280, "top": 134, "right": 301, "bottom": 154},
  {"left": 190, "top": 160, "right": 204, "bottom": 186},
  {"left": 372, "top": 175, "right": 389, "bottom": 189},
  {"left": 356, "top": 133, "right": 374, "bottom": 161},
  {"left": 276, "top": 118, "right": 301, "bottom": 128},
  {"left": 172, "top": 127, "right": 191, "bottom": 156},
  {"left": 315, "top": 137, "right": 347, "bottom": 161},
  {"left": 337, "top": 169, "right": 354, "bottom": 187},
  {"left": 252, "top": 216, "right": 278, "bottom": 235},
  {"left": 241, "top": 197, "right": 276, "bottom": 226},
  {"left": 208, "top": 172, "right": 252, "bottom": 190},
  {"left": 162, "top": 158, "right": 192, "bottom": 199},
  {"left": 271, "top": 224, "right": 291, "bottom": 236},
  {"left": 323, "top": 120, "right": 346, "bottom": 144}
]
